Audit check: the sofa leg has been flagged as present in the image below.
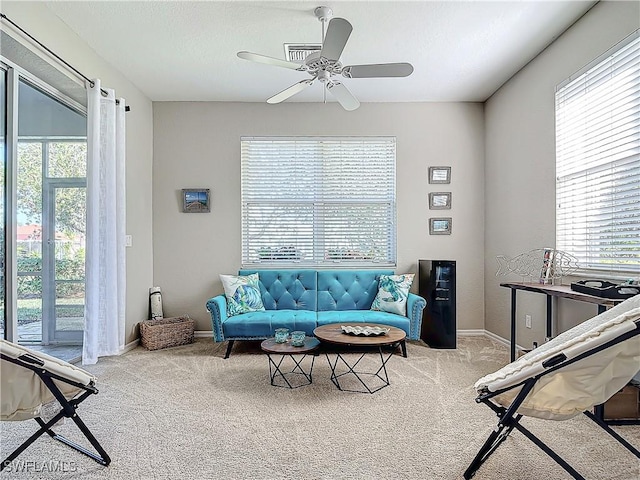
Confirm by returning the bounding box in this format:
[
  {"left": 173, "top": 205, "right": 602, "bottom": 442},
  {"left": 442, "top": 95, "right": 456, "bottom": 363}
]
[
  {"left": 224, "top": 340, "right": 235, "bottom": 359},
  {"left": 400, "top": 340, "right": 407, "bottom": 358}
]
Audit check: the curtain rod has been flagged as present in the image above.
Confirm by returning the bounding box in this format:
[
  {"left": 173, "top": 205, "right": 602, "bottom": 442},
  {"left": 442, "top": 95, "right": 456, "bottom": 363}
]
[{"left": 0, "top": 13, "right": 131, "bottom": 112}]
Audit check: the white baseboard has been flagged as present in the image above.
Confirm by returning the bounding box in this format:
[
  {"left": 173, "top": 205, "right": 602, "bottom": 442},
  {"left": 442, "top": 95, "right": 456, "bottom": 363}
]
[
  {"left": 457, "top": 329, "right": 485, "bottom": 337},
  {"left": 70, "top": 338, "right": 140, "bottom": 364},
  {"left": 482, "top": 329, "right": 526, "bottom": 352},
  {"left": 121, "top": 338, "right": 139, "bottom": 353},
  {"left": 195, "top": 330, "right": 214, "bottom": 338}
]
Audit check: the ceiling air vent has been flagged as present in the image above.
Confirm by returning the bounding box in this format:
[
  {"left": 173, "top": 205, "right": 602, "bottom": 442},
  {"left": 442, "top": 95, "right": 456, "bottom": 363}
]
[{"left": 284, "top": 44, "right": 322, "bottom": 63}]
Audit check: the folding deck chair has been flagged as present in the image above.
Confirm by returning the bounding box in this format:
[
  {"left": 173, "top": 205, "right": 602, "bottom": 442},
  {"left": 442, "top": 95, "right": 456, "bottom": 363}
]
[
  {"left": 0, "top": 340, "right": 111, "bottom": 471},
  {"left": 465, "top": 294, "right": 640, "bottom": 479}
]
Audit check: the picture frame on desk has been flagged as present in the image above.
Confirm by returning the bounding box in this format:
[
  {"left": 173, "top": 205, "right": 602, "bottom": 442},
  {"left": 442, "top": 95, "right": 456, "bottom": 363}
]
[{"left": 539, "top": 247, "right": 554, "bottom": 284}]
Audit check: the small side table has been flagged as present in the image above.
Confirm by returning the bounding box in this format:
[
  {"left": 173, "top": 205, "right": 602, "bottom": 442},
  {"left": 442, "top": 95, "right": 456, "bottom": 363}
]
[{"left": 260, "top": 337, "right": 320, "bottom": 389}]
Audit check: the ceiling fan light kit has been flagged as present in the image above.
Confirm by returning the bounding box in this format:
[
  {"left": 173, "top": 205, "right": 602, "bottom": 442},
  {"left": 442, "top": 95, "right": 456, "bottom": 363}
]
[{"left": 237, "top": 5, "right": 414, "bottom": 111}]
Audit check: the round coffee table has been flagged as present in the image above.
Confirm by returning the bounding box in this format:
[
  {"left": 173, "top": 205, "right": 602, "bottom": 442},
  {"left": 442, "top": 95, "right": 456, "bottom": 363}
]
[
  {"left": 260, "top": 337, "right": 320, "bottom": 389},
  {"left": 313, "top": 323, "right": 406, "bottom": 394}
]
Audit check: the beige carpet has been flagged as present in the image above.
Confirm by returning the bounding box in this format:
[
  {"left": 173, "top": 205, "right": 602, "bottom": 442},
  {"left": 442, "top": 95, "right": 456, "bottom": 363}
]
[{"left": 1, "top": 337, "right": 639, "bottom": 480}]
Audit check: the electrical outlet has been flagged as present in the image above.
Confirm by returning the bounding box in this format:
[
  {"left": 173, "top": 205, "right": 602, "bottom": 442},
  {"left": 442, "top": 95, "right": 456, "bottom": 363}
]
[
  {"left": 125, "top": 235, "right": 132, "bottom": 247},
  {"left": 525, "top": 314, "right": 532, "bottom": 329}
]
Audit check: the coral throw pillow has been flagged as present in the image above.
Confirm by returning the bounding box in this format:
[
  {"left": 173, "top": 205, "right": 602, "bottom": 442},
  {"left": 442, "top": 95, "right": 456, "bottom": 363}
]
[
  {"left": 219, "top": 273, "right": 265, "bottom": 316},
  {"left": 370, "top": 274, "right": 415, "bottom": 316}
]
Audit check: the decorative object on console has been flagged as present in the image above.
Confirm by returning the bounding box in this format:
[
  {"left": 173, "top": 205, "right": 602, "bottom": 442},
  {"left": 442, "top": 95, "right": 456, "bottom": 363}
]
[
  {"left": 495, "top": 248, "right": 579, "bottom": 283},
  {"left": 236, "top": 6, "right": 413, "bottom": 111},
  {"left": 219, "top": 273, "right": 266, "bottom": 316},
  {"left": 429, "top": 217, "right": 452, "bottom": 235},
  {"left": 370, "top": 273, "right": 414, "bottom": 316},
  {"left": 571, "top": 280, "right": 640, "bottom": 299},
  {"left": 182, "top": 188, "right": 210, "bottom": 213},
  {"left": 428, "top": 166, "right": 451, "bottom": 184},
  {"left": 429, "top": 192, "right": 451, "bottom": 209},
  {"left": 539, "top": 247, "right": 554, "bottom": 284}
]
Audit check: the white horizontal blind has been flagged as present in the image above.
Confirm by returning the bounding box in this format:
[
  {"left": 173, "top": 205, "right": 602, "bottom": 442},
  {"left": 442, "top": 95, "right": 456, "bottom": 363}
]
[
  {"left": 241, "top": 137, "right": 396, "bottom": 267},
  {"left": 556, "top": 33, "right": 640, "bottom": 275}
]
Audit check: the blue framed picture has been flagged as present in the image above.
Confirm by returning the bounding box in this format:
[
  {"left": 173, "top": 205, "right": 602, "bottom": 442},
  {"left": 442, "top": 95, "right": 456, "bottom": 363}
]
[{"left": 182, "top": 188, "right": 210, "bottom": 213}]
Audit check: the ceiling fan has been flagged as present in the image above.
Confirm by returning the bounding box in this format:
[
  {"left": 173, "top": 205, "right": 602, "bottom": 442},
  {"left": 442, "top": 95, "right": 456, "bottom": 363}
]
[{"left": 237, "top": 6, "right": 414, "bottom": 111}]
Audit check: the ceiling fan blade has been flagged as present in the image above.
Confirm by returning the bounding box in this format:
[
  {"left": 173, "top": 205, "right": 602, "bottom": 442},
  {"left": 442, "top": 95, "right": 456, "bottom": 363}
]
[
  {"left": 320, "top": 18, "right": 352, "bottom": 61},
  {"left": 342, "top": 63, "right": 414, "bottom": 78},
  {"left": 326, "top": 82, "right": 360, "bottom": 111},
  {"left": 267, "top": 79, "right": 314, "bottom": 104},
  {"left": 237, "top": 51, "right": 306, "bottom": 71}
]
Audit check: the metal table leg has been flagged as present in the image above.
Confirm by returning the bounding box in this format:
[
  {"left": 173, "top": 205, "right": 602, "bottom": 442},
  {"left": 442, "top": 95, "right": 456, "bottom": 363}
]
[
  {"left": 510, "top": 289, "right": 517, "bottom": 361},
  {"left": 324, "top": 345, "right": 397, "bottom": 394},
  {"left": 266, "top": 353, "right": 316, "bottom": 389}
]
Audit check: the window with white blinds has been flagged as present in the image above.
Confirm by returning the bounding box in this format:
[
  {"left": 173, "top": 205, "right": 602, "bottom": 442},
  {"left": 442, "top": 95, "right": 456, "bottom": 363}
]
[
  {"left": 241, "top": 137, "right": 396, "bottom": 267},
  {"left": 555, "top": 32, "right": 640, "bottom": 275}
]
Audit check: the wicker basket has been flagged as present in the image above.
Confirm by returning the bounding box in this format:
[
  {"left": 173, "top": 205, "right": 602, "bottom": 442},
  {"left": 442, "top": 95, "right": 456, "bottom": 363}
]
[{"left": 140, "top": 316, "right": 195, "bottom": 350}]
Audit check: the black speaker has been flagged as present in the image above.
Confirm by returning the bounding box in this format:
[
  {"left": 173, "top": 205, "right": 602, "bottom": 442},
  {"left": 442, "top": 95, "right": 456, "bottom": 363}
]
[{"left": 419, "top": 260, "right": 456, "bottom": 348}]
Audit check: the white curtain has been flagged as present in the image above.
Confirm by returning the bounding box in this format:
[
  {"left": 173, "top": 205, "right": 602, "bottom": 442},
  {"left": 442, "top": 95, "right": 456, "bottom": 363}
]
[{"left": 83, "top": 79, "right": 126, "bottom": 365}]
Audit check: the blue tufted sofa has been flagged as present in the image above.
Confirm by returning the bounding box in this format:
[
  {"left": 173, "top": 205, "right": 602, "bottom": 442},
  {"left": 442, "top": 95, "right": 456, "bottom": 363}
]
[{"left": 206, "top": 270, "right": 427, "bottom": 358}]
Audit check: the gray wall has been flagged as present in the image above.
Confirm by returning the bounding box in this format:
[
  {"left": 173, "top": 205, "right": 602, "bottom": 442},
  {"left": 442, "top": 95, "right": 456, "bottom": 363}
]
[
  {"left": 153, "top": 102, "right": 485, "bottom": 332},
  {"left": 3, "top": 2, "right": 155, "bottom": 344},
  {"left": 484, "top": 1, "right": 640, "bottom": 348}
]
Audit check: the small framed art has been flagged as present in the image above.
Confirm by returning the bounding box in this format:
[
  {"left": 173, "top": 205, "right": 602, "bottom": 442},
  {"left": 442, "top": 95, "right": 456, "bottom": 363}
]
[
  {"left": 428, "top": 166, "right": 451, "bottom": 184},
  {"left": 182, "top": 188, "right": 210, "bottom": 213},
  {"left": 429, "top": 217, "right": 452, "bottom": 235},
  {"left": 429, "top": 192, "right": 451, "bottom": 210}
]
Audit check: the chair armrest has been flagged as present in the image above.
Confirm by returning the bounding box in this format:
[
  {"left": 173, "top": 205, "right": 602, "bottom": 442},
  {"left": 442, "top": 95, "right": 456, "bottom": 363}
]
[
  {"left": 407, "top": 293, "right": 427, "bottom": 340},
  {"left": 206, "top": 295, "right": 228, "bottom": 342}
]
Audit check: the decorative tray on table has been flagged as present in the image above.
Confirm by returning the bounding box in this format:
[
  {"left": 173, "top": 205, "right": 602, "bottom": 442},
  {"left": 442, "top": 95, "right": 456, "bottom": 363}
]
[
  {"left": 341, "top": 325, "right": 390, "bottom": 336},
  {"left": 570, "top": 280, "right": 640, "bottom": 299}
]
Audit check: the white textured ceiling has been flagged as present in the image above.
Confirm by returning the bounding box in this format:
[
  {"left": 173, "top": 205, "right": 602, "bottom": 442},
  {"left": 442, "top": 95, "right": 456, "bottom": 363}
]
[{"left": 45, "top": 1, "right": 597, "bottom": 103}]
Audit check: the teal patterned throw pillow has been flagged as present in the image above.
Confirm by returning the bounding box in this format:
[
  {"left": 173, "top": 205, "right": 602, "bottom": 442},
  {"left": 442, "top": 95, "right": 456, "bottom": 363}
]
[
  {"left": 370, "top": 274, "right": 415, "bottom": 316},
  {"left": 220, "top": 273, "right": 265, "bottom": 316}
]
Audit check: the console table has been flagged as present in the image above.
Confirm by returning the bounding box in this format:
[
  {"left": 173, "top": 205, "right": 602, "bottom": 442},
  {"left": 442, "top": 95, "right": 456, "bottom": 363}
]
[{"left": 500, "top": 282, "right": 624, "bottom": 362}]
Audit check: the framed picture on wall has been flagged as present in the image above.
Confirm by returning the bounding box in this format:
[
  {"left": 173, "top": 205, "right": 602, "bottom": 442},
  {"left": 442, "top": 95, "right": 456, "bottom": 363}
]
[
  {"left": 429, "top": 192, "right": 451, "bottom": 209},
  {"left": 429, "top": 217, "right": 452, "bottom": 235},
  {"left": 428, "top": 166, "right": 451, "bottom": 184},
  {"left": 182, "top": 188, "right": 210, "bottom": 213}
]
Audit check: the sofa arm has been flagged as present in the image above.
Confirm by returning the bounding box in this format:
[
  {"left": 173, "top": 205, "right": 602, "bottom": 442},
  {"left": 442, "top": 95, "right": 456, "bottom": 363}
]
[
  {"left": 206, "top": 295, "right": 228, "bottom": 342},
  {"left": 407, "top": 293, "right": 427, "bottom": 340}
]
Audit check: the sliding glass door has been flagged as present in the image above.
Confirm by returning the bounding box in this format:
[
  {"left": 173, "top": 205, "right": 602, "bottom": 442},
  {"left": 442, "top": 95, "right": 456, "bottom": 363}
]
[{"left": 1, "top": 68, "right": 86, "bottom": 346}]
